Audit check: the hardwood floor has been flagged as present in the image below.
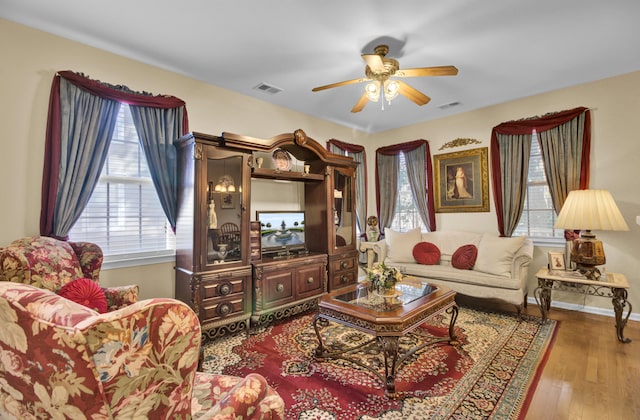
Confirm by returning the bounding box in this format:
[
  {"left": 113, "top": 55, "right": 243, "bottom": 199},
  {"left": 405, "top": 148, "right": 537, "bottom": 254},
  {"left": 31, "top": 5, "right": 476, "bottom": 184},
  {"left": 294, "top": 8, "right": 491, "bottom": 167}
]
[
  {"left": 524, "top": 306, "right": 639, "bottom": 420},
  {"left": 458, "top": 296, "right": 640, "bottom": 420}
]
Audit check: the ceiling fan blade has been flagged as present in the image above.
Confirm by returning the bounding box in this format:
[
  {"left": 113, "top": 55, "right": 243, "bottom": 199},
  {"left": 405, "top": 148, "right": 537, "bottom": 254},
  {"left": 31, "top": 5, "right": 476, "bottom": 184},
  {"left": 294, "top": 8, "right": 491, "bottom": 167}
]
[
  {"left": 351, "top": 92, "right": 369, "bottom": 113},
  {"left": 361, "top": 54, "right": 385, "bottom": 73},
  {"left": 395, "top": 66, "right": 459, "bottom": 78},
  {"left": 312, "top": 77, "right": 369, "bottom": 92},
  {"left": 397, "top": 81, "right": 431, "bottom": 106}
]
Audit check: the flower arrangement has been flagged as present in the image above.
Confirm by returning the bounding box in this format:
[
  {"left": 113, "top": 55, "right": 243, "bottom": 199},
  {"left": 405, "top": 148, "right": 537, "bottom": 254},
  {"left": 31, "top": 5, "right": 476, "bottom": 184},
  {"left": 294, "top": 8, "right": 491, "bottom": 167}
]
[{"left": 366, "top": 261, "right": 403, "bottom": 291}]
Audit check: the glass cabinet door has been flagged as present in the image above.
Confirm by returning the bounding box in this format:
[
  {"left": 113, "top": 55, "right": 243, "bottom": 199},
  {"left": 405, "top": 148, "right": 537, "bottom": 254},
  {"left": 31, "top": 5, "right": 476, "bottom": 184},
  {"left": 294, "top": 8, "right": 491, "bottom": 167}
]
[
  {"left": 206, "top": 155, "right": 243, "bottom": 265},
  {"left": 333, "top": 168, "right": 354, "bottom": 250}
]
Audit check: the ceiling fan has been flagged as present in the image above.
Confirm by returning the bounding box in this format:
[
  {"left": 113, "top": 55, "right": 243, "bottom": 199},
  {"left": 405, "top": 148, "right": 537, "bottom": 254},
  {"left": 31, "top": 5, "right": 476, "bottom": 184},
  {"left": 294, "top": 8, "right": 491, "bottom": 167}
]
[{"left": 312, "top": 44, "right": 458, "bottom": 113}]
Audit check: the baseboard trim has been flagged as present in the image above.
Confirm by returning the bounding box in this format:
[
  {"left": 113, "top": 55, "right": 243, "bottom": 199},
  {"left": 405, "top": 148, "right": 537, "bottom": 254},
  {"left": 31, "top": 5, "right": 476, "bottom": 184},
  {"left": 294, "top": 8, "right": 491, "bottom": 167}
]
[{"left": 527, "top": 296, "right": 639, "bottom": 322}]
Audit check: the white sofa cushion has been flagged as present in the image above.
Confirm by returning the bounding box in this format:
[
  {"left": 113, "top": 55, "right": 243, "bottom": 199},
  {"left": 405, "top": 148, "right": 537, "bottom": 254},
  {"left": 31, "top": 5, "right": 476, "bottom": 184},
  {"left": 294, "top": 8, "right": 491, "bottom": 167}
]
[
  {"left": 384, "top": 227, "right": 422, "bottom": 263},
  {"left": 474, "top": 234, "right": 526, "bottom": 277}
]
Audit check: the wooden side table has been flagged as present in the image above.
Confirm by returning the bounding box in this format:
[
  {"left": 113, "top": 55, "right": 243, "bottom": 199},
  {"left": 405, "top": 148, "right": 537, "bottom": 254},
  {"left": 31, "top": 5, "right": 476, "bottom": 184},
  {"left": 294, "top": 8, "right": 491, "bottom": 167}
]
[{"left": 534, "top": 268, "right": 632, "bottom": 343}]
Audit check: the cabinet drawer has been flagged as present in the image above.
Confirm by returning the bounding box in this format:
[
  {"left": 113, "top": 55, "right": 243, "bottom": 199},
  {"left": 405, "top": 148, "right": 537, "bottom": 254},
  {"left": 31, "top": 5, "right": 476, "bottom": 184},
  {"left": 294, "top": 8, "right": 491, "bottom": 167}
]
[
  {"left": 202, "top": 277, "right": 245, "bottom": 299},
  {"left": 201, "top": 294, "right": 246, "bottom": 320},
  {"left": 263, "top": 270, "right": 294, "bottom": 306},
  {"left": 330, "top": 270, "right": 357, "bottom": 290},
  {"left": 331, "top": 256, "right": 357, "bottom": 272},
  {"left": 297, "top": 264, "right": 325, "bottom": 298}
]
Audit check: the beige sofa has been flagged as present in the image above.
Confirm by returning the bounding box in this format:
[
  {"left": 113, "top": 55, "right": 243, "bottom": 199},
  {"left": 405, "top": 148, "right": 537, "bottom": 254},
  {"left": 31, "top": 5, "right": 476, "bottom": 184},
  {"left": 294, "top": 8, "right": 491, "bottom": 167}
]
[{"left": 366, "top": 229, "right": 534, "bottom": 312}]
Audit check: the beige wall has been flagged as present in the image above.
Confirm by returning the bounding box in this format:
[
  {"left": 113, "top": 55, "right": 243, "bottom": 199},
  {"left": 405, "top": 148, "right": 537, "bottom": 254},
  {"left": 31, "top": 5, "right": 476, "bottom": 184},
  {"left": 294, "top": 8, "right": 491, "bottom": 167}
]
[
  {"left": 367, "top": 72, "right": 640, "bottom": 314},
  {"left": 0, "top": 19, "right": 366, "bottom": 299},
  {"left": 2, "top": 19, "right": 639, "bottom": 317}
]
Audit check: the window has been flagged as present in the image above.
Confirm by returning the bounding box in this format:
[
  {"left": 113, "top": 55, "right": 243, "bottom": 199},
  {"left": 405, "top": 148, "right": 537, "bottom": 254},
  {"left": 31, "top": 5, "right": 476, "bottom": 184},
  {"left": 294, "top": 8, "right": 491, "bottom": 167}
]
[
  {"left": 390, "top": 153, "right": 427, "bottom": 232},
  {"left": 513, "top": 132, "right": 564, "bottom": 242},
  {"left": 69, "top": 105, "right": 176, "bottom": 264}
]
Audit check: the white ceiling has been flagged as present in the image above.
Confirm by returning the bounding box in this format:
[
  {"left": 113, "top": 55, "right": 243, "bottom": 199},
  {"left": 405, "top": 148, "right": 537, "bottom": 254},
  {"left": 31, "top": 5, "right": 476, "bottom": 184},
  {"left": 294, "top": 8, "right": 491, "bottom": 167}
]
[{"left": 3, "top": 0, "right": 640, "bottom": 134}]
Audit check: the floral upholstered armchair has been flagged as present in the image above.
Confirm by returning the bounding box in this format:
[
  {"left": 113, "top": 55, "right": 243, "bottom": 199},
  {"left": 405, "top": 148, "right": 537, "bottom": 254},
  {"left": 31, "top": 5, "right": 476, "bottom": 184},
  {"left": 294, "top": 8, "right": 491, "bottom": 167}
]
[
  {"left": 0, "top": 282, "right": 285, "bottom": 419},
  {"left": 0, "top": 236, "right": 138, "bottom": 311}
]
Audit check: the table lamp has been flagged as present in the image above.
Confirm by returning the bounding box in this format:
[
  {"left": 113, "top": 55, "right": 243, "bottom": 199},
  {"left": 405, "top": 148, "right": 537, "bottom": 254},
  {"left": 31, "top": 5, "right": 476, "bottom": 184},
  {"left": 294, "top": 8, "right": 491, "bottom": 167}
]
[{"left": 554, "top": 189, "right": 629, "bottom": 280}]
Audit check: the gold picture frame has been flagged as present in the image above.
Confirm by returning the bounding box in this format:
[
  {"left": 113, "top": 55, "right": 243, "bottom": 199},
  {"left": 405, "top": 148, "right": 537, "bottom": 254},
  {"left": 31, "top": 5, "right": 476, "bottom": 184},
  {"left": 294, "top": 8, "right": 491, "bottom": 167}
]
[{"left": 433, "top": 147, "right": 489, "bottom": 213}]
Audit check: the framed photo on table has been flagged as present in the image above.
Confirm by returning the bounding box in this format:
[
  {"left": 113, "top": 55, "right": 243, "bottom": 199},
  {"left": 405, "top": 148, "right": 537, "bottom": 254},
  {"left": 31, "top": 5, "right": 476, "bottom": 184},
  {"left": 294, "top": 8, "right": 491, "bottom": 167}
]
[
  {"left": 433, "top": 147, "right": 489, "bottom": 213},
  {"left": 548, "top": 251, "right": 566, "bottom": 271}
]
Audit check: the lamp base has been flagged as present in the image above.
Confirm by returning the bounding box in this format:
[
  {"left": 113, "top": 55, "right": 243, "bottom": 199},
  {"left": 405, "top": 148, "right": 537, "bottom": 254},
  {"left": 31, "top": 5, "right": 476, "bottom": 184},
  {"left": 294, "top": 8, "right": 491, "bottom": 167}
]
[
  {"left": 570, "top": 230, "right": 605, "bottom": 280},
  {"left": 571, "top": 231, "right": 605, "bottom": 265},
  {"left": 576, "top": 264, "right": 602, "bottom": 281}
]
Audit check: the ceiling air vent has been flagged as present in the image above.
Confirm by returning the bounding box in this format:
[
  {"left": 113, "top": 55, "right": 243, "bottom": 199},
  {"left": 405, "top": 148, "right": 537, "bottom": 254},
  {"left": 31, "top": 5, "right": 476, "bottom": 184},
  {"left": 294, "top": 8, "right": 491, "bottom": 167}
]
[
  {"left": 438, "top": 101, "right": 460, "bottom": 110},
  {"left": 253, "top": 82, "right": 283, "bottom": 95}
]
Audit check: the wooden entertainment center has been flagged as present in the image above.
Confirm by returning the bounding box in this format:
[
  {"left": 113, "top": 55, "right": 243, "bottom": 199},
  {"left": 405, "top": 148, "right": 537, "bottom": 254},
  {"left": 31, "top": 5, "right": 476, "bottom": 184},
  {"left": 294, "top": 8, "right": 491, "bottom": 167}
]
[{"left": 174, "top": 129, "right": 358, "bottom": 340}]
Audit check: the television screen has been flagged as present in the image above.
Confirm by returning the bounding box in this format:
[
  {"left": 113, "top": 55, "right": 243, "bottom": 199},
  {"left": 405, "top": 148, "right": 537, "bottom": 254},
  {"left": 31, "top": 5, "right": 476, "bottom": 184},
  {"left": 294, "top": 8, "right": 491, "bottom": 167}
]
[{"left": 256, "top": 211, "right": 306, "bottom": 255}]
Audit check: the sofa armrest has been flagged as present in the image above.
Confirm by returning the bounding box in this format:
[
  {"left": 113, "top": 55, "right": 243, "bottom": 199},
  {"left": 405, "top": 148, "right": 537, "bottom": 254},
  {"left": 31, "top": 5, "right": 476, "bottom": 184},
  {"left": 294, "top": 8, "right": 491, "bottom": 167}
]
[
  {"left": 103, "top": 284, "right": 139, "bottom": 311},
  {"left": 68, "top": 241, "right": 104, "bottom": 280},
  {"left": 79, "top": 298, "right": 201, "bottom": 418},
  {"left": 511, "top": 239, "right": 534, "bottom": 277},
  {"left": 360, "top": 239, "right": 387, "bottom": 268},
  {"left": 511, "top": 238, "right": 534, "bottom": 289},
  {"left": 195, "top": 372, "right": 285, "bottom": 419}
]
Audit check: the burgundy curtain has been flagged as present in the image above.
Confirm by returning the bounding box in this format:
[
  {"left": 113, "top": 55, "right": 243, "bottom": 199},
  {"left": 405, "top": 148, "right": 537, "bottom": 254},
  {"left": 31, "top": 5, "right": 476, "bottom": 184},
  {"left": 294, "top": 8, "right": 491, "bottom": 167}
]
[
  {"left": 326, "top": 139, "right": 365, "bottom": 154},
  {"left": 490, "top": 106, "right": 591, "bottom": 236},
  {"left": 375, "top": 140, "right": 436, "bottom": 232}
]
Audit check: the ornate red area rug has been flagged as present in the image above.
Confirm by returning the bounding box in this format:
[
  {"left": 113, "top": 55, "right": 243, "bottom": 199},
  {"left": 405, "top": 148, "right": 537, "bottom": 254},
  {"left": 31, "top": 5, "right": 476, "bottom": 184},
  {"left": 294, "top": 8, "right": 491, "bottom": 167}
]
[{"left": 202, "top": 307, "right": 557, "bottom": 419}]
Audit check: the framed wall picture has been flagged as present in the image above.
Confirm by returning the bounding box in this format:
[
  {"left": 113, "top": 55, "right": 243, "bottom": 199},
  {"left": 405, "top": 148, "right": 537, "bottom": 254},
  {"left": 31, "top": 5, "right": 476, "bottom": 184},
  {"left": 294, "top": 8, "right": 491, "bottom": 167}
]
[
  {"left": 221, "top": 193, "right": 234, "bottom": 209},
  {"left": 433, "top": 147, "right": 490, "bottom": 213},
  {"left": 548, "top": 251, "right": 566, "bottom": 271}
]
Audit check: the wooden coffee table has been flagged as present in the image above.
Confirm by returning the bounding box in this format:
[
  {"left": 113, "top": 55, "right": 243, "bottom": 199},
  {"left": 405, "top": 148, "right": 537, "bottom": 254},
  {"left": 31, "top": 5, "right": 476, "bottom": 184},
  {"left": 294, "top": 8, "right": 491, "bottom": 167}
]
[{"left": 313, "top": 279, "right": 458, "bottom": 398}]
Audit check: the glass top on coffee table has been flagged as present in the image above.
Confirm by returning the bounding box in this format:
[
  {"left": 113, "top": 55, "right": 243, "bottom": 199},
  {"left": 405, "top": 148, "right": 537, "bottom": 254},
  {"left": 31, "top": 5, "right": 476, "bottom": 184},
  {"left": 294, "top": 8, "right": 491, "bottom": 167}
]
[{"left": 333, "top": 278, "right": 437, "bottom": 312}]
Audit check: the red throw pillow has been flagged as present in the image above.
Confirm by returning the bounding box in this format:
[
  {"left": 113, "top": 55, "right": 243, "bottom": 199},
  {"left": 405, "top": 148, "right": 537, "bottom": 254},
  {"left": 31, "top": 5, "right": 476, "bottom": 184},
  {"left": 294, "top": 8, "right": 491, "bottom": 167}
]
[
  {"left": 412, "top": 242, "right": 441, "bottom": 265},
  {"left": 452, "top": 244, "right": 478, "bottom": 270},
  {"left": 57, "top": 278, "right": 108, "bottom": 313}
]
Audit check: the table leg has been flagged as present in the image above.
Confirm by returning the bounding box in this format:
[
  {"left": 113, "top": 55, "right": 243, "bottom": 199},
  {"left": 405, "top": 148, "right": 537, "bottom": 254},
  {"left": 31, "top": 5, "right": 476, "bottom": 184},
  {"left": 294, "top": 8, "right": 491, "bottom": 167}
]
[
  {"left": 448, "top": 304, "right": 459, "bottom": 345},
  {"left": 612, "top": 288, "right": 633, "bottom": 343},
  {"left": 534, "top": 281, "right": 552, "bottom": 323},
  {"left": 312, "top": 314, "right": 330, "bottom": 358},
  {"left": 377, "top": 336, "right": 400, "bottom": 398},
  {"left": 366, "top": 248, "right": 375, "bottom": 269}
]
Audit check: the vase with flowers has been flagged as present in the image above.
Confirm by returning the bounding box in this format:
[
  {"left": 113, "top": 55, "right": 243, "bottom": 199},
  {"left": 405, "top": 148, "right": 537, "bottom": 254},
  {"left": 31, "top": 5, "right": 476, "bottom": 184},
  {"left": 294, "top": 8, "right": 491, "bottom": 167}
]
[{"left": 366, "top": 261, "right": 403, "bottom": 296}]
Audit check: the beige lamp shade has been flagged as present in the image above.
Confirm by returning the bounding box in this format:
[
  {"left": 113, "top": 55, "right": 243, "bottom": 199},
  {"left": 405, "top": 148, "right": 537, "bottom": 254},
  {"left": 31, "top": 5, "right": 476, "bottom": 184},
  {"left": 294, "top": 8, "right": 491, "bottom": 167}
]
[
  {"left": 554, "top": 189, "right": 628, "bottom": 280},
  {"left": 554, "top": 190, "right": 629, "bottom": 231}
]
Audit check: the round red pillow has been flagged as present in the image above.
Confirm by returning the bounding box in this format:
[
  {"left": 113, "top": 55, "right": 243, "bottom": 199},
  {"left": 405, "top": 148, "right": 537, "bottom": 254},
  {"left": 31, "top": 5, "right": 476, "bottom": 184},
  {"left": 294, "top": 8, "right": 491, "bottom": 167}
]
[
  {"left": 412, "top": 242, "right": 441, "bottom": 265},
  {"left": 452, "top": 244, "right": 478, "bottom": 270},
  {"left": 57, "top": 278, "right": 108, "bottom": 313}
]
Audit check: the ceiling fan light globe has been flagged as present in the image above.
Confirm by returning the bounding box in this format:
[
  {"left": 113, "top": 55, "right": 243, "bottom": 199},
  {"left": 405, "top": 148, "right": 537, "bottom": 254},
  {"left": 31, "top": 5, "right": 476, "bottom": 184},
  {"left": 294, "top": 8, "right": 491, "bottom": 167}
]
[
  {"left": 365, "top": 82, "right": 380, "bottom": 102},
  {"left": 384, "top": 80, "right": 400, "bottom": 101}
]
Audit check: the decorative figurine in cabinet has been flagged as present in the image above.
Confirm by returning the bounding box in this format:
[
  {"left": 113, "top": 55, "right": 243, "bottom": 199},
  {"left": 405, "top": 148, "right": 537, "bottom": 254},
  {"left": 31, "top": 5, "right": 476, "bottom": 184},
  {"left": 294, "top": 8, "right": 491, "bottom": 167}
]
[{"left": 174, "top": 132, "right": 252, "bottom": 340}]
